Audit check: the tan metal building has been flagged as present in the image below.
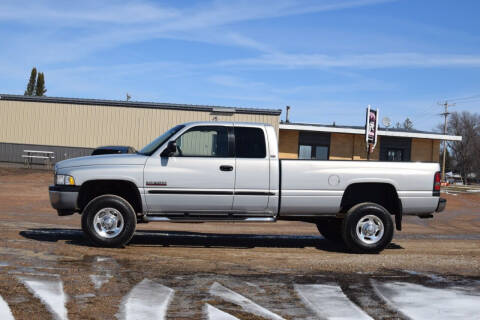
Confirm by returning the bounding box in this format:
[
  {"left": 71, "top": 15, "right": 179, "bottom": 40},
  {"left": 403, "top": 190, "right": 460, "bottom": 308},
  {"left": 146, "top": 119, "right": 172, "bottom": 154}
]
[
  {"left": 0, "top": 94, "right": 281, "bottom": 163},
  {"left": 0, "top": 93, "right": 462, "bottom": 165},
  {"left": 279, "top": 122, "right": 462, "bottom": 162}
]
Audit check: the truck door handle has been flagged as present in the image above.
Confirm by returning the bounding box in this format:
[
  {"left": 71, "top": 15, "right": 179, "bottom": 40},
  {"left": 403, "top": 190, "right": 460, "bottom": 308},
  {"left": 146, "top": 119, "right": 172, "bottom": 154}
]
[{"left": 220, "top": 165, "right": 234, "bottom": 171}]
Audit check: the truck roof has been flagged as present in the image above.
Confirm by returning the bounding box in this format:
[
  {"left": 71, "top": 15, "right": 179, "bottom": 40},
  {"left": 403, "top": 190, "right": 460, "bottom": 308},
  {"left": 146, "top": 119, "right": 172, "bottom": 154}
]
[{"left": 181, "top": 121, "right": 273, "bottom": 128}]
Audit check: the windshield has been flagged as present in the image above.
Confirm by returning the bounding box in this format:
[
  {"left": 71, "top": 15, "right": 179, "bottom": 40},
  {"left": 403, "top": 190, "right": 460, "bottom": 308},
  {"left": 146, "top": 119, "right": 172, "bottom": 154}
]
[{"left": 138, "top": 125, "right": 185, "bottom": 156}]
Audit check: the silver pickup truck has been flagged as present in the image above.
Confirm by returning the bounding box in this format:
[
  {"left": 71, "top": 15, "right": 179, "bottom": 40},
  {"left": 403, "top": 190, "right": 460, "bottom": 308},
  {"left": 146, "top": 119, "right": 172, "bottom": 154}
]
[{"left": 49, "top": 121, "right": 446, "bottom": 253}]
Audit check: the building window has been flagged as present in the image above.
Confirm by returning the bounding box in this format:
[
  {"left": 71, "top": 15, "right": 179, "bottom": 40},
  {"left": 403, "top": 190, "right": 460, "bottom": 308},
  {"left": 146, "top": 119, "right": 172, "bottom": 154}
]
[
  {"left": 298, "top": 131, "right": 330, "bottom": 160},
  {"left": 299, "top": 144, "right": 329, "bottom": 160}
]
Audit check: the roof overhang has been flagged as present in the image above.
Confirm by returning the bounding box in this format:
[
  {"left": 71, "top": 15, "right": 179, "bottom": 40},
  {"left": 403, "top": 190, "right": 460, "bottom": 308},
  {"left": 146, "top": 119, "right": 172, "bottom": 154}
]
[
  {"left": 279, "top": 123, "right": 462, "bottom": 141},
  {"left": 0, "top": 94, "right": 282, "bottom": 116}
]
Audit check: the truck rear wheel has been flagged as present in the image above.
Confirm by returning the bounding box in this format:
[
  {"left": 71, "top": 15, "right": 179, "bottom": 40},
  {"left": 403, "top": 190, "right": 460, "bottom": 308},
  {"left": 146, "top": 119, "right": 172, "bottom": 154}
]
[
  {"left": 316, "top": 218, "right": 344, "bottom": 244},
  {"left": 81, "top": 195, "right": 136, "bottom": 248},
  {"left": 342, "top": 202, "right": 393, "bottom": 253}
]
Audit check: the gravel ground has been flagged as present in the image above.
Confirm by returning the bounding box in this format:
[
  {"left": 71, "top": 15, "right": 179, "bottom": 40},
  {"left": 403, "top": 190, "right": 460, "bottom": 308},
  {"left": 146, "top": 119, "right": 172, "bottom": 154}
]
[{"left": 0, "top": 167, "right": 479, "bottom": 319}]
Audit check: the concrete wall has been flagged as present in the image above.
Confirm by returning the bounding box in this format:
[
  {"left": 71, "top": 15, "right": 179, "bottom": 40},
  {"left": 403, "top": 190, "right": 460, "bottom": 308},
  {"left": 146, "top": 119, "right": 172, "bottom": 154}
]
[
  {"left": 353, "top": 134, "right": 380, "bottom": 160},
  {"left": 0, "top": 99, "right": 280, "bottom": 150},
  {"left": 330, "top": 133, "right": 354, "bottom": 160},
  {"left": 411, "top": 138, "right": 441, "bottom": 162},
  {"left": 432, "top": 140, "right": 440, "bottom": 162},
  {"left": 278, "top": 130, "right": 299, "bottom": 159}
]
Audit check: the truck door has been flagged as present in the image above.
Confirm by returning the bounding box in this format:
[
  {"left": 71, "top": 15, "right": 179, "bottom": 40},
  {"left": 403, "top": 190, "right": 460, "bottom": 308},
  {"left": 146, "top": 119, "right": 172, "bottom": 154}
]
[
  {"left": 144, "top": 125, "right": 235, "bottom": 214},
  {"left": 232, "top": 126, "right": 271, "bottom": 215}
]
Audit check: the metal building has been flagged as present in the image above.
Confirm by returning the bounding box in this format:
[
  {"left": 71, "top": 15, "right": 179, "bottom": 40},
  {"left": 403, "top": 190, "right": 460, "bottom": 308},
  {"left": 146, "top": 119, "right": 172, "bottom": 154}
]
[{"left": 0, "top": 94, "right": 281, "bottom": 164}]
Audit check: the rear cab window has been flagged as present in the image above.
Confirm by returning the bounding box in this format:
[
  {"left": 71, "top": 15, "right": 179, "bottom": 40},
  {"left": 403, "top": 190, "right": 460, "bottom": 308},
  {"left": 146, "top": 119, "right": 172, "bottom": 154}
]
[{"left": 234, "top": 127, "right": 266, "bottom": 158}]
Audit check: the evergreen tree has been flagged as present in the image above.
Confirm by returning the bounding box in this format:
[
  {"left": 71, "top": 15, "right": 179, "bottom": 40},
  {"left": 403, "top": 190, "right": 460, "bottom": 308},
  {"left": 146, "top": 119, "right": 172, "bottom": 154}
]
[
  {"left": 24, "top": 67, "right": 37, "bottom": 96},
  {"left": 35, "top": 72, "right": 47, "bottom": 96}
]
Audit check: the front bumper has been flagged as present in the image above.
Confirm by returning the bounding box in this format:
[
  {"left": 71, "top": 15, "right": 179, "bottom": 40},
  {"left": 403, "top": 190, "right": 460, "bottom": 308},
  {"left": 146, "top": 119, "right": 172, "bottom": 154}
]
[
  {"left": 49, "top": 185, "right": 80, "bottom": 215},
  {"left": 436, "top": 197, "right": 446, "bottom": 212}
]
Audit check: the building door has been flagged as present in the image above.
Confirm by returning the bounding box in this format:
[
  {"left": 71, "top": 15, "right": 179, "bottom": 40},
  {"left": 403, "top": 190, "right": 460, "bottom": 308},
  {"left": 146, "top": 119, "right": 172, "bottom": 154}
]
[
  {"left": 380, "top": 137, "right": 411, "bottom": 161},
  {"left": 298, "top": 131, "right": 330, "bottom": 160},
  {"left": 144, "top": 125, "right": 235, "bottom": 214}
]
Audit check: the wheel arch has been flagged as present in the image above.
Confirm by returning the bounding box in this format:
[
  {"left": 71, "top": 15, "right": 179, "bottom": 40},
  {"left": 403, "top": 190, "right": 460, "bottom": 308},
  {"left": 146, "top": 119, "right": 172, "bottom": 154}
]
[
  {"left": 340, "top": 182, "right": 402, "bottom": 230},
  {"left": 77, "top": 180, "right": 143, "bottom": 214}
]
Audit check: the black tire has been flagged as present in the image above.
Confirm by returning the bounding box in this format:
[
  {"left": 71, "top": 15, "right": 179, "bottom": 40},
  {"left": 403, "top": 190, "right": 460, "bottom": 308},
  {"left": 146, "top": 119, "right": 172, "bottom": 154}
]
[
  {"left": 342, "top": 202, "right": 394, "bottom": 254},
  {"left": 316, "top": 218, "right": 344, "bottom": 244},
  {"left": 81, "top": 195, "right": 137, "bottom": 248}
]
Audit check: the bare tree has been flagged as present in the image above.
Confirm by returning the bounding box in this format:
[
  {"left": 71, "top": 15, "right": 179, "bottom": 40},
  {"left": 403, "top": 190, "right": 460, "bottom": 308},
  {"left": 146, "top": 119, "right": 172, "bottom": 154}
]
[
  {"left": 403, "top": 118, "right": 413, "bottom": 130},
  {"left": 446, "top": 111, "right": 480, "bottom": 184}
]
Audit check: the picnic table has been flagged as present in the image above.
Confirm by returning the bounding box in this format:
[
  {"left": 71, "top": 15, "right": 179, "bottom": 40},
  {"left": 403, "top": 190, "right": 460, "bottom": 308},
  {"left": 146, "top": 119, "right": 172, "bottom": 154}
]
[{"left": 22, "top": 150, "right": 55, "bottom": 168}]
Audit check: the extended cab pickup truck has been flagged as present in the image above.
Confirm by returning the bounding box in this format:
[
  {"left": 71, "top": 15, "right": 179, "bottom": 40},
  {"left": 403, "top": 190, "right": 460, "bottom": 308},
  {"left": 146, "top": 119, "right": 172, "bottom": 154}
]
[{"left": 49, "top": 121, "right": 446, "bottom": 253}]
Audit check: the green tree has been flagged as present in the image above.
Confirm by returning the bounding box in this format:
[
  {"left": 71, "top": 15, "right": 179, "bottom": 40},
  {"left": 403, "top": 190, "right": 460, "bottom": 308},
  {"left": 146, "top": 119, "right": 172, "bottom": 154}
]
[
  {"left": 35, "top": 72, "right": 47, "bottom": 96},
  {"left": 24, "top": 67, "right": 37, "bottom": 96}
]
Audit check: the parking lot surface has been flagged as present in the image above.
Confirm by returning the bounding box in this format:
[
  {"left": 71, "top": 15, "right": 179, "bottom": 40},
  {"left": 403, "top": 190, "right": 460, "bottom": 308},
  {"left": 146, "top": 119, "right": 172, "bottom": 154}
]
[{"left": 0, "top": 167, "right": 479, "bottom": 319}]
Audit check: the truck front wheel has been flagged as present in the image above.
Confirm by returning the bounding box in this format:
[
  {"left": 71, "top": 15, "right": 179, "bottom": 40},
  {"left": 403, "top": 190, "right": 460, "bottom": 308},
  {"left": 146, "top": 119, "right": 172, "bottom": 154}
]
[
  {"left": 81, "top": 195, "right": 137, "bottom": 248},
  {"left": 342, "top": 202, "right": 394, "bottom": 253}
]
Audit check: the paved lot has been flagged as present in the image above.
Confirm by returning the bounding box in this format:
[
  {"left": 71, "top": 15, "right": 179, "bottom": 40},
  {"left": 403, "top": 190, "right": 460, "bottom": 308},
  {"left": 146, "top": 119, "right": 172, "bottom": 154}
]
[{"left": 0, "top": 167, "right": 479, "bottom": 319}]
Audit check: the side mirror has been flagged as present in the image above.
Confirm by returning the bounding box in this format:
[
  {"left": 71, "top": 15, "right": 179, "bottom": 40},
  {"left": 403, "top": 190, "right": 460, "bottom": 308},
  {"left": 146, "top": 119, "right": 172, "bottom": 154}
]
[{"left": 161, "top": 141, "right": 177, "bottom": 157}]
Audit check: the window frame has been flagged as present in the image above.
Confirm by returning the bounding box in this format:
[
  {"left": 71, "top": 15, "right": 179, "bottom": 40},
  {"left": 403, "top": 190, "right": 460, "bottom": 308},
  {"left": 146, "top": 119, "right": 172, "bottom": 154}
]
[{"left": 172, "top": 125, "right": 234, "bottom": 158}]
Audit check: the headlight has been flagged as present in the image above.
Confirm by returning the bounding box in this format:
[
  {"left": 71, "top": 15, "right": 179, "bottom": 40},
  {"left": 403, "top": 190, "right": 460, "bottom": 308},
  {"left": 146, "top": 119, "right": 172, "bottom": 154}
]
[{"left": 55, "top": 174, "right": 75, "bottom": 185}]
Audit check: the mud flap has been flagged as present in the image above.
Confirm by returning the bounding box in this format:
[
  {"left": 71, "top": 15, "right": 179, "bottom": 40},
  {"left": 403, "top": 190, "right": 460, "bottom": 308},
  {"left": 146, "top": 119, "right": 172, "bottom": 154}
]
[{"left": 395, "top": 211, "right": 402, "bottom": 231}]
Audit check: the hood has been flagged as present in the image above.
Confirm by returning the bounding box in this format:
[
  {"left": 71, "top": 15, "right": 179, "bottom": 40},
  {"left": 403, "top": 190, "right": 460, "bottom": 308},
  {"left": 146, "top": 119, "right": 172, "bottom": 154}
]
[{"left": 55, "top": 153, "right": 148, "bottom": 170}]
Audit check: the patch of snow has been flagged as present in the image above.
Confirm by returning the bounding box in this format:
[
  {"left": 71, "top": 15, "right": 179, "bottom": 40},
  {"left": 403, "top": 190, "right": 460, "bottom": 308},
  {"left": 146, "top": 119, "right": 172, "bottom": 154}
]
[
  {"left": 402, "top": 270, "right": 447, "bottom": 282},
  {"left": 94, "top": 257, "right": 109, "bottom": 262},
  {"left": 75, "top": 293, "right": 95, "bottom": 299},
  {"left": 0, "top": 295, "right": 14, "bottom": 320},
  {"left": 117, "top": 279, "right": 174, "bottom": 320},
  {"left": 18, "top": 277, "right": 68, "bottom": 320},
  {"left": 210, "top": 282, "right": 285, "bottom": 320},
  {"left": 372, "top": 281, "right": 480, "bottom": 320},
  {"left": 295, "top": 284, "right": 372, "bottom": 320},
  {"left": 89, "top": 274, "right": 112, "bottom": 290},
  {"left": 0, "top": 261, "right": 8, "bottom": 267},
  {"left": 205, "top": 303, "right": 240, "bottom": 320}
]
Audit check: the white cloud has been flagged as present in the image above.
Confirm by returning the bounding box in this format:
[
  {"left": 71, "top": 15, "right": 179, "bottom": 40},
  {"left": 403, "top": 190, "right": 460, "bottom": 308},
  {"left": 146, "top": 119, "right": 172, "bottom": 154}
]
[
  {"left": 0, "top": 0, "right": 397, "bottom": 63},
  {"left": 219, "top": 52, "right": 480, "bottom": 69},
  {"left": 0, "top": 0, "right": 179, "bottom": 25}
]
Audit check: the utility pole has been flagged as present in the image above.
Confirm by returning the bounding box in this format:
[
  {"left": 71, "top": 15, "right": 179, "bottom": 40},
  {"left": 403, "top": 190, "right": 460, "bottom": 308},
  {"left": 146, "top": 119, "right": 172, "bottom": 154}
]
[{"left": 438, "top": 101, "right": 455, "bottom": 182}]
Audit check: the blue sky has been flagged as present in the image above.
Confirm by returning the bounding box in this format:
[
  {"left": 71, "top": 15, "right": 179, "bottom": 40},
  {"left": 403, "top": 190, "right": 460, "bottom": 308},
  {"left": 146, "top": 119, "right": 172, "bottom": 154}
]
[{"left": 1, "top": 0, "right": 480, "bottom": 131}]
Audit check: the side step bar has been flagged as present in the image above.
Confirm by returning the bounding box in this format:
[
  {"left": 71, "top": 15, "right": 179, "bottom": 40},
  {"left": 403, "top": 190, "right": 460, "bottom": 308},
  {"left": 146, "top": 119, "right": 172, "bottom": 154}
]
[{"left": 143, "top": 216, "right": 276, "bottom": 223}]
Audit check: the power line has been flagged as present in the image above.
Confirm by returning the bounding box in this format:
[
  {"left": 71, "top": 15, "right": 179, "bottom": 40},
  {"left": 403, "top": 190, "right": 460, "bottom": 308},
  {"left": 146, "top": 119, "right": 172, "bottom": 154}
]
[{"left": 447, "top": 94, "right": 480, "bottom": 102}]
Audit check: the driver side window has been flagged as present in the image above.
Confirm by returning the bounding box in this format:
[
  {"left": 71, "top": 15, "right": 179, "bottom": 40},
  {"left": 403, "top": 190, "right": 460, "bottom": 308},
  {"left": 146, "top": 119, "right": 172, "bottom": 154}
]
[{"left": 174, "top": 126, "right": 229, "bottom": 157}]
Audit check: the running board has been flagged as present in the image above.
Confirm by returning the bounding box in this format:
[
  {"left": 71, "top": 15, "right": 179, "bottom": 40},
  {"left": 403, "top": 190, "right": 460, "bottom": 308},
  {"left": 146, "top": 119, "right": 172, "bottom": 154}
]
[{"left": 143, "top": 216, "right": 276, "bottom": 223}]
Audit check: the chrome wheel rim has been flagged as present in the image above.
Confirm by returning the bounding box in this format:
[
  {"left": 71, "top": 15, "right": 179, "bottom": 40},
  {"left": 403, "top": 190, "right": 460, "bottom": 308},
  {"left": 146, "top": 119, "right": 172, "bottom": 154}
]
[
  {"left": 93, "top": 208, "right": 124, "bottom": 239},
  {"left": 356, "top": 214, "right": 384, "bottom": 244}
]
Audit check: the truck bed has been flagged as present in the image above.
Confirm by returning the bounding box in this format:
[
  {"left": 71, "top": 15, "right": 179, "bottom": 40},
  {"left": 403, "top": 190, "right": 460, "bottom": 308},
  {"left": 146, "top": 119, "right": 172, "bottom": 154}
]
[{"left": 279, "top": 160, "right": 440, "bottom": 216}]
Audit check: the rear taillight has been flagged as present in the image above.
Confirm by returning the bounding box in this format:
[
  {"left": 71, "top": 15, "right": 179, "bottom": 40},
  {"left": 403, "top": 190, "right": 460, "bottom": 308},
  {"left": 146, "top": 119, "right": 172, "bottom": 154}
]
[{"left": 433, "top": 171, "right": 441, "bottom": 195}]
